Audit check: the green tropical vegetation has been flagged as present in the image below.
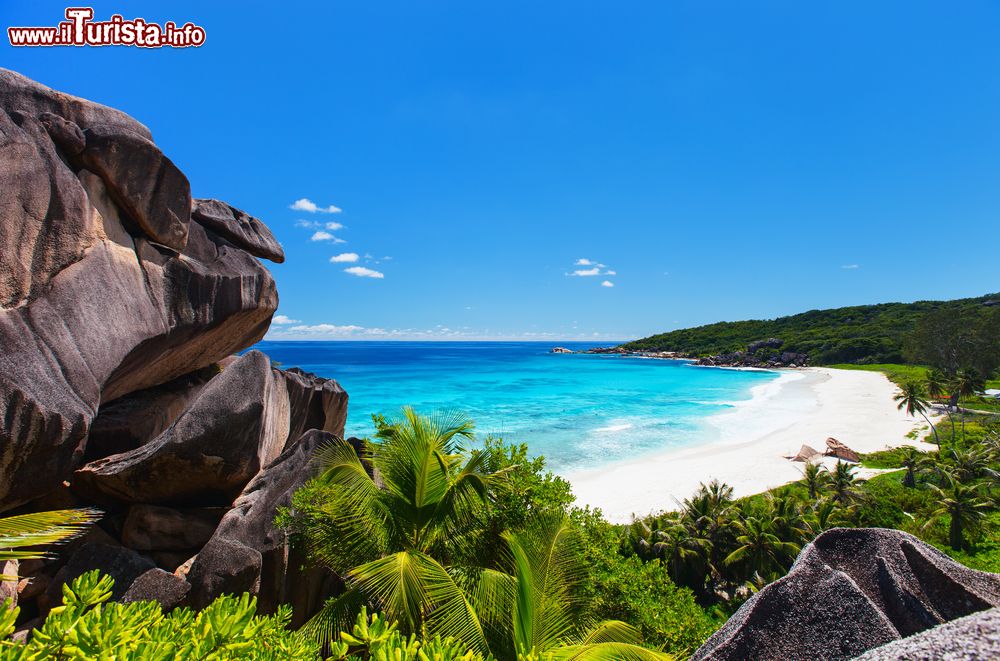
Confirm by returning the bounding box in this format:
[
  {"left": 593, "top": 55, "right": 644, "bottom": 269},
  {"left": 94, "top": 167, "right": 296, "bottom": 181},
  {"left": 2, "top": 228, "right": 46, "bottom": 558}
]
[
  {"left": 620, "top": 292, "right": 1000, "bottom": 366},
  {"left": 280, "top": 408, "right": 685, "bottom": 660},
  {"left": 0, "top": 570, "right": 318, "bottom": 660}
]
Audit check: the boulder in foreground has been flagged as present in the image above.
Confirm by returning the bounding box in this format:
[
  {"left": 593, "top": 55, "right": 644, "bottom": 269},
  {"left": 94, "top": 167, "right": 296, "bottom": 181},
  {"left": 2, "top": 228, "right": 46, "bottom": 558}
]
[{"left": 692, "top": 528, "right": 1000, "bottom": 661}]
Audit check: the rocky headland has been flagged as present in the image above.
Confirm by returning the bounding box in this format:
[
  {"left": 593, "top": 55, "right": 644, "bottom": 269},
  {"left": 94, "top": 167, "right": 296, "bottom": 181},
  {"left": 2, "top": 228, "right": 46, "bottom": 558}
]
[{"left": 0, "top": 69, "right": 345, "bottom": 631}]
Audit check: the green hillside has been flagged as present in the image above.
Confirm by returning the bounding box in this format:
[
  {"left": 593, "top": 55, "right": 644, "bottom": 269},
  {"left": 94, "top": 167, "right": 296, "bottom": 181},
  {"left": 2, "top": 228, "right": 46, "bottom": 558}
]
[{"left": 621, "top": 293, "right": 1000, "bottom": 365}]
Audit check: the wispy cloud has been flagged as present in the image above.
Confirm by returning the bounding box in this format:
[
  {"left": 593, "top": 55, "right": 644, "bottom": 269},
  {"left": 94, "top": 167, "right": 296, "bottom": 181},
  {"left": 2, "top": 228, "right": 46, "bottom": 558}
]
[
  {"left": 601, "top": 280, "right": 614, "bottom": 288},
  {"left": 272, "top": 314, "right": 300, "bottom": 324},
  {"left": 325, "top": 221, "right": 344, "bottom": 231},
  {"left": 330, "top": 252, "right": 360, "bottom": 263},
  {"left": 575, "top": 258, "right": 593, "bottom": 266},
  {"left": 266, "top": 322, "right": 628, "bottom": 341},
  {"left": 345, "top": 266, "right": 385, "bottom": 279},
  {"left": 310, "top": 231, "right": 346, "bottom": 243},
  {"left": 570, "top": 267, "right": 601, "bottom": 277},
  {"left": 291, "top": 198, "right": 342, "bottom": 214},
  {"left": 841, "top": 264, "right": 860, "bottom": 269}
]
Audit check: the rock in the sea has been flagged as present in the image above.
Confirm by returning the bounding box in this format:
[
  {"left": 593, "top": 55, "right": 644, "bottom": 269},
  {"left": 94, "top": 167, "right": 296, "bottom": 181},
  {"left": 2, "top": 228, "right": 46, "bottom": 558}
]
[
  {"left": 187, "top": 429, "right": 332, "bottom": 612},
  {"left": 74, "top": 352, "right": 346, "bottom": 506},
  {"left": 121, "top": 568, "right": 190, "bottom": 610},
  {"left": 853, "top": 607, "right": 1000, "bottom": 660},
  {"left": 0, "top": 69, "right": 280, "bottom": 511},
  {"left": 692, "top": 528, "right": 1000, "bottom": 661}
]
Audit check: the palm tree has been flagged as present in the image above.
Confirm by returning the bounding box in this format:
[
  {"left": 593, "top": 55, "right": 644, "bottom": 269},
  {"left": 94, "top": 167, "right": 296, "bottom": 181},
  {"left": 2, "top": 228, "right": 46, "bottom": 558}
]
[
  {"left": 926, "top": 370, "right": 948, "bottom": 400},
  {"left": 723, "top": 516, "right": 800, "bottom": 582},
  {"left": 826, "top": 461, "right": 862, "bottom": 504},
  {"left": 800, "top": 461, "right": 826, "bottom": 500},
  {"left": 651, "top": 523, "right": 706, "bottom": 586},
  {"left": 297, "top": 409, "right": 665, "bottom": 659},
  {"left": 899, "top": 446, "right": 924, "bottom": 488},
  {"left": 924, "top": 478, "right": 991, "bottom": 550},
  {"left": 894, "top": 380, "right": 940, "bottom": 446},
  {"left": 298, "top": 408, "right": 501, "bottom": 650},
  {"left": 944, "top": 447, "right": 999, "bottom": 485},
  {"left": 951, "top": 369, "right": 986, "bottom": 440},
  {"left": 805, "top": 499, "right": 854, "bottom": 536},
  {"left": 765, "top": 494, "right": 809, "bottom": 548},
  {"left": 480, "top": 516, "right": 670, "bottom": 660},
  {"left": 927, "top": 370, "right": 956, "bottom": 445}
]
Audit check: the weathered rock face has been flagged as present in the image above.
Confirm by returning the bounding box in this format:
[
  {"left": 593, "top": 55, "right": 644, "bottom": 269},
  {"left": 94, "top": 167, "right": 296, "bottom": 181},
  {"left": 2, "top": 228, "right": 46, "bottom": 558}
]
[
  {"left": 853, "top": 607, "right": 1000, "bottom": 660},
  {"left": 692, "top": 528, "right": 1000, "bottom": 661},
  {"left": 188, "top": 429, "right": 336, "bottom": 616},
  {"left": 0, "top": 69, "right": 280, "bottom": 511},
  {"left": 0, "top": 69, "right": 351, "bottom": 627},
  {"left": 74, "top": 351, "right": 346, "bottom": 506}
]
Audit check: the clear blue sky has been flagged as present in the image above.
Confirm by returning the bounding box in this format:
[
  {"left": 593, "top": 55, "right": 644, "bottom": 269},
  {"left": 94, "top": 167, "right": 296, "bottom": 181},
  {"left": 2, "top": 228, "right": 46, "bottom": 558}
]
[{"left": 5, "top": 1, "right": 999, "bottom": 341}]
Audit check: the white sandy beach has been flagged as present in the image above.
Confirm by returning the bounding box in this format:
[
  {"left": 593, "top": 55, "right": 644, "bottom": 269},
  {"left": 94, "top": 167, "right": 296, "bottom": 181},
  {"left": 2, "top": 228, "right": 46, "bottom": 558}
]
[{"left": 567, "top": 367, "right": 937, "bottom": 523}]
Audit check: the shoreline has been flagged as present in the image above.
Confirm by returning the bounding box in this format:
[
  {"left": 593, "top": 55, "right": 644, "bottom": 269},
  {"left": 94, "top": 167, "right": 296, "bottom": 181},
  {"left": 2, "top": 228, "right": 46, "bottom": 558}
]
[{"left": 566, "top": 367, "right": 936, "bottom": 523}]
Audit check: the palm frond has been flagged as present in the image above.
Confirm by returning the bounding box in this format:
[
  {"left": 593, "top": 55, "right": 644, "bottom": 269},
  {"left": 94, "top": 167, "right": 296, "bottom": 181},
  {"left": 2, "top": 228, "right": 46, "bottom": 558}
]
[
  {"left": 0, "top": 508, "right": 101, "bottom": 565},
  {"left": 548, "top": 642, "right": 673, "bottom": 660},
  {"left": 300, "top": 588, "right": 366, "bottom": 648}
]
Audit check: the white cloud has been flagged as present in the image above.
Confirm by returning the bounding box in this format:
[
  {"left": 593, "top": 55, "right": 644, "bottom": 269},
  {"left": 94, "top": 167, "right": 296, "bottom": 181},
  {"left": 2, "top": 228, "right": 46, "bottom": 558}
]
[
  {"left": 841, "top": 264, "right": 860, "bottom": 269},
  {"left": 310, "top": 231, "right": 345, "bottom": 243},
  {"left": 325, "top": 221, "right": 344, "bottom": 231},
  {"left": 575, "top": 258, "right": 593, "bottom": 266},
  {"left": 330, "top": 252, "right": 360, "bottom": 263},
  {"left": 290, "top": 198, "right": 342, "bottom": 214},
  {"left": 295, "top": 219, "right": 320, "bottom": 229},
  {"left": 287, "top": 324, "right": 366, "bottom": 334},
  {"left": 605, "top": 270, "right": 617, "bottom": 276},
  {"left": 345, "top": 266, "right": 385, "bottom": 279},
  {"left": 272, "top": 314, "right": 300, "bottom": 324},
  {"left": 601, "top": 280, "right": 614, "bottom": 288},
  {"left": 570, "top": 267, "right": 601, "bottom": 277}
]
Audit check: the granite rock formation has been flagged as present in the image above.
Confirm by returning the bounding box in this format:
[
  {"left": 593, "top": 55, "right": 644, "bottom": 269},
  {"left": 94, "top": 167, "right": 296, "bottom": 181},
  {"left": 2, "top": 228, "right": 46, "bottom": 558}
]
[
  {"left": 0, "top": 69, "right": 348, "bottom": 626},
  {"left": 693, "top": 528, "right": 1000, "bottom": 661}
]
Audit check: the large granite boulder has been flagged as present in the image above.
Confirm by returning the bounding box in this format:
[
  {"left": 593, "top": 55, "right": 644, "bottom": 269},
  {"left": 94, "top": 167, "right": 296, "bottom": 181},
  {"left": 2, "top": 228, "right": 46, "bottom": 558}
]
[
  {"left": 0, "top": 69, "right": 280, "bottom": 511},
  {"left": 47, "top": 543, "right": 156, "bottom": 604},
  {"left": 192, "top": 199, "right": 284, "bottom": 263},
  {"left": 853, "top": 607, "right": 1000, "bottom": 660},
  {"left": 187, "top": 429, "right": 333, "bottom": 612},
  {"left": 74, "top": 351, "right": 347, "bottom": 505},
  {"left": 693, "top": 528, "right": 1000, "bottom": 661},
  {"left": 121, "top": 568, "right": 191, "bottom": 611},
  {"left": 86, "top": 366, "right": 219, "bottom": 458}
]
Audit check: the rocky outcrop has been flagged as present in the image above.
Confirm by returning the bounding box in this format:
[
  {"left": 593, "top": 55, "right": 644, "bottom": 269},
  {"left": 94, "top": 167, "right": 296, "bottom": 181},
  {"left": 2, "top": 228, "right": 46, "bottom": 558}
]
[
  {"left": 692, "top": 528, "right": 1000, "bottom": 661},
  {"left": 74, "top": 351, "right": 346, "bottom": 505},
  {"left": 188, "top": 429, "right": 336, "bottom": 617},
  {"left": 0, "top": 70, "right": 350, "bottom": 627},
  {"left": 0, "top": 68, "right": 281, "bottom": 510},
  {"left": 853, "top": 607, "right": 1000, "bottom": 660}
]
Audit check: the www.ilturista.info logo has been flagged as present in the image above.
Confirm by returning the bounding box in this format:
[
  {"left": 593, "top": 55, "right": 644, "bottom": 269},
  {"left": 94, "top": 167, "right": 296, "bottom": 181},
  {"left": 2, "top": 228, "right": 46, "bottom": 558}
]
[{"left": 8, "top": 8, "right": 206, "bottom": 48}]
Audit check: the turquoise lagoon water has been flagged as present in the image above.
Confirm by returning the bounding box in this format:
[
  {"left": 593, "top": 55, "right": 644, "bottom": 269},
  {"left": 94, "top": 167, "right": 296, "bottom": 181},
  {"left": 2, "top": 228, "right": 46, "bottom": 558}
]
[{"left": 252, "top": 341, "right": 780, "bottom": 474}]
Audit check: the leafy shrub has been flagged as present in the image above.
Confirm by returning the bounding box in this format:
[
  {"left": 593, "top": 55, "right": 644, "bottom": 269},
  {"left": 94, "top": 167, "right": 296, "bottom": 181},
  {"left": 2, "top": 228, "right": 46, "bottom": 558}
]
[{"left": 0, "top": 571, "right": 318, "bottom": 660}]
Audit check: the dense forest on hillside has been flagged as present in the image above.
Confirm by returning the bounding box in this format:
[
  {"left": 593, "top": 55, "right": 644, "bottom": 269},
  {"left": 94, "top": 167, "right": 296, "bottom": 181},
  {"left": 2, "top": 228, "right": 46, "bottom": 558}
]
[{"left": 621, "top": 293, "right": 1000, "bottom": 365}]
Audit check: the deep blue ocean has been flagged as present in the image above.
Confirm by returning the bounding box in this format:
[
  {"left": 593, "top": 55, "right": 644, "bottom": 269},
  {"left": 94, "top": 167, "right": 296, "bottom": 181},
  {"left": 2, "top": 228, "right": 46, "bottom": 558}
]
[{"left": 252, "top": 341, "right": 779, "bottom": 474}]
